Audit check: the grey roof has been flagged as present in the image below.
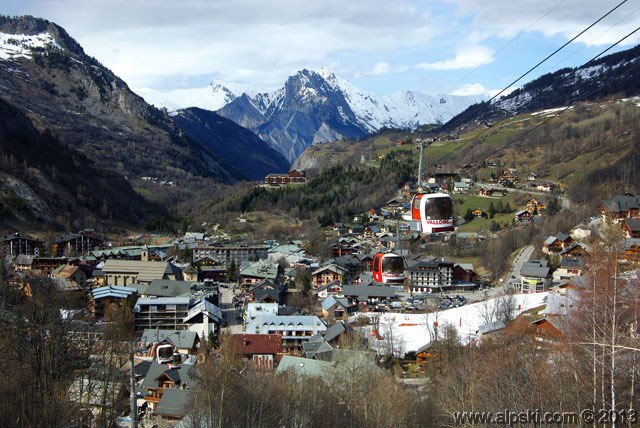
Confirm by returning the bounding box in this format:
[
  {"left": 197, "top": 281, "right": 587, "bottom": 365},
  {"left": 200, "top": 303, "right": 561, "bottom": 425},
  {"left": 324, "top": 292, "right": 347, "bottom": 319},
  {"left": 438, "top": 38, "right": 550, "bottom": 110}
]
[
  {"left": 140, "top": 329, "right": 199, "bottom": 349},
  {"left": 155, "top": 388, "right": 189, "bottom": 417},
  {"left": 520, "top": 265, "right": 551, "bottom": 278},
  {"left": 322, "top": 321, "right": 348, "bottom": 343},
  {"left": 559, "top": 258, "right": 585, "bottom": 268},
  {"left": 276, "top": 356, "right": 335, "bottom": 381},
  {"left": 320, "top": 296, "right": 349, "bottom": 311},
  {"left": 145, "top": 279, "right": 193, "bottom": 297},
  {"left": 602, "top": 194, "right": 640, "bottom": 213},
  {"left": 141, "top": 361, "right": 194, "bottom": 389},
  {"left": 478, "top": 320, "right": 506, "bottom": 335},
  {"left": 302, "top": 335, "right": 334, "bottom": 357},
  {"left": 341, "top": 285, "right": 397, "bottom": 298},
  {"left": 246, "top": 315, "right": 327, "bottom": 334},
  {"left": 183, "top": 299, "right": 225, "bottom": 325},
  {"left": 312, "top": 264, "right": 348, "bottom": 276},
  {"left": 624, "top": 218, "right": 640, "bottom": 231}
]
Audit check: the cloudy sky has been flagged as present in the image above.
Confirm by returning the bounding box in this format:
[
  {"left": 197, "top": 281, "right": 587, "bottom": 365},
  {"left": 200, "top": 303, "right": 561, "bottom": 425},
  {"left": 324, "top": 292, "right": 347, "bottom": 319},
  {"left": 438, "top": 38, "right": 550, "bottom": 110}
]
[{"left": 4, "top": 0, "right": 640, "bottom": 96}]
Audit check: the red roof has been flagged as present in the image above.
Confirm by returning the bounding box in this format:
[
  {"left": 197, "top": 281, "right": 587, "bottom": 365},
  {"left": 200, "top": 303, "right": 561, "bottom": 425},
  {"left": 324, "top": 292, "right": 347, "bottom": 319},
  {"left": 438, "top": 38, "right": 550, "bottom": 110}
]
[{"left": 228, "top": 334, "right": 281, "bottom": 355}]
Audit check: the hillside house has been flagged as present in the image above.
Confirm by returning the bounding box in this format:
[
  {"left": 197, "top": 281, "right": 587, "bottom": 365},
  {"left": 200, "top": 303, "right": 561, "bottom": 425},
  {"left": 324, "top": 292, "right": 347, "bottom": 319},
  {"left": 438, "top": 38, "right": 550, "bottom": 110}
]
[
  {"left": 600, "top": 194, "right": 640, "bottom": 223},
  {"left": 91, "top": 285, "right": 138, "bottom": 319},
  {"left": 453, "top": 182, "right": 470, "bottom": 193},
  {"left": 2, "top": 232, "right": 46, "bottom": 256},
  {"left": 140, "top": 362, "right": 194, "bottom": 418},
  {"left": 560, "top": 243, "right": 588, "bottom": 259},
  {"left": 542, "top": 233, "right": 574, "bottom": 254},
  {"left": 553, "top": 258, "right": 585, "bottom": 283},
  {"left": 621, "top": 238, "right": 640, "bottom": 263},
  {"left": 228, "top": 334, "right": 282, "bottom": 370},
  {"left": 52, "top": 232, "right": 105, "bottom": 257},
  {"left": 239, "top": 259, "right": 278, "bottom": 287},
  {"left": 536, "top": 182, "right": 553, "bottom": 192},
  {"left": 183, "top": 298, "right": 226, "bottom": 340},
  {"left": 471, "top": 209, "right": 486, "bottom": 218},
  {"left": 519, "top": 260, "right": 552, "bottom": 293},
  {"left": 320, "top": 295, "right": 351, "bottom": 320},
  {"left": 50, "top": 264, "right": 87, "bottom": 287},
  {"left": 515, "top": 210, "right": 532, "bottom": 223},
  {"left": 264, "top": 169, "right": 307, "bottom": 185},
  {"left": 312, "top": 264, "right": 348, "bottom": 288},
  {"left": 623, "top": 218, "right": 640, "bottom": 238}
]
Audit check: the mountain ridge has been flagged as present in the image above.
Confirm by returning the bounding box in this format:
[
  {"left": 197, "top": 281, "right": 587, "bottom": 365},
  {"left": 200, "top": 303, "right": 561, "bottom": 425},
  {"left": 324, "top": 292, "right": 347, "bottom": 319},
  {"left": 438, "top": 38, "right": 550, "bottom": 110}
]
[{"left": 142, "top": 68, "right": 487, "bottom": 162}]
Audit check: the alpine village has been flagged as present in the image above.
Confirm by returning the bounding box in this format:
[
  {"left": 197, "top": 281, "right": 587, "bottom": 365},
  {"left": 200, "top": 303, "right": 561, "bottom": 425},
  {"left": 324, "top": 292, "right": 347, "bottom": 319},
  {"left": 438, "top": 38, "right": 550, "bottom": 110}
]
[{"left": 1, "top": 13, "right": 640, "bottom": 428}]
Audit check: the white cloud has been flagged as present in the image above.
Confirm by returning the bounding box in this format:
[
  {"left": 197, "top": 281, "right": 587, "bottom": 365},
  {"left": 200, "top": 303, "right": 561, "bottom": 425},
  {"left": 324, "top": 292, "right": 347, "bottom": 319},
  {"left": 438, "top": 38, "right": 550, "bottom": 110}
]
[
  {"left": 416, "top": 44, "right": 494, "bottom": 70},
  {"left": 5, "top": 0, "right": 640, "bottom": 95},
  {"left": 446, "top": 0, "right": 640, "bottom": 45},
  {"left": 370, "top": 62, "right": 392, "bottom": 76},
  {"left": 451, "top": 83, "right": 487, "bottom": 96}
]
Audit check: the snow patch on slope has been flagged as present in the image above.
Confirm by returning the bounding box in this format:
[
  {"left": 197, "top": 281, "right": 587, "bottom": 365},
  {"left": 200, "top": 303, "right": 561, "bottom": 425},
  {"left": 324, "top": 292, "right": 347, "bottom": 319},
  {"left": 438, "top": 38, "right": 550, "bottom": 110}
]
[{"left": 0, "top": 32, "right": 61, "bottom": 60}]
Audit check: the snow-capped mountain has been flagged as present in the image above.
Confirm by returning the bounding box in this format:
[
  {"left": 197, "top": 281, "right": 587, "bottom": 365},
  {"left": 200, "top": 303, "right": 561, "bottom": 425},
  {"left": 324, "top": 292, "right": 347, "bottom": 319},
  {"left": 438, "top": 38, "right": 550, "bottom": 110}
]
[
  {"left": 141, "top": 69, "right": 487, "bottom": 163},
  {"left": 161, "top": 70, "right": 488, "bottom": 162}
]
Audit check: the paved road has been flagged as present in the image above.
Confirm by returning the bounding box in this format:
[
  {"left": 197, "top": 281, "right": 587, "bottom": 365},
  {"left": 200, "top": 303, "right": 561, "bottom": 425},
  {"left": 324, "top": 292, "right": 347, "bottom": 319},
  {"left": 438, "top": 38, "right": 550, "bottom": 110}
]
[{"left": 477, "top": 182, "right": 571, "bottom": 210}]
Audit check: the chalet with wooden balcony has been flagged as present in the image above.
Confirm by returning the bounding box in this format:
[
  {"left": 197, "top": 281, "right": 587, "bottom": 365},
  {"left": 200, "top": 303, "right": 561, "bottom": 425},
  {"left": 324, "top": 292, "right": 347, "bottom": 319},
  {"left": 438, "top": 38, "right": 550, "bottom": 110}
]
[
  {"left": 140, "top": 361, "right": 194, "bottom": 418},
  {"left": 542, "top": 233, "right": 574, "bottom": 254},
  {"left": 600, "top": 194, "right": 640, "bottom": 223},
  {"left": 311, "top": 264, "right": 348, "bottom": 288}
]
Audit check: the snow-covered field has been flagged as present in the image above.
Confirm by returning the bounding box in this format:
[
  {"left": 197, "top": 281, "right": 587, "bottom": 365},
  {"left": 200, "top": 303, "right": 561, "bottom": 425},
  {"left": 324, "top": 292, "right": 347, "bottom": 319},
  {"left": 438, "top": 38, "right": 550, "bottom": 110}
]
[{"left": 363, "top": 292, "right": 549, "bottom": 356}]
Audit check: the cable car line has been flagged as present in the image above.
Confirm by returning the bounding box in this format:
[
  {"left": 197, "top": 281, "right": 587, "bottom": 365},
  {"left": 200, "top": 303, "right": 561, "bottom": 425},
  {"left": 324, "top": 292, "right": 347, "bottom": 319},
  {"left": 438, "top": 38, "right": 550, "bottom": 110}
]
[
  {"left": 434, "top": 23, "right": 640, "bottom": 167},
  {"left": 426, "top": 0, "right": 632, "bottom": 167}
]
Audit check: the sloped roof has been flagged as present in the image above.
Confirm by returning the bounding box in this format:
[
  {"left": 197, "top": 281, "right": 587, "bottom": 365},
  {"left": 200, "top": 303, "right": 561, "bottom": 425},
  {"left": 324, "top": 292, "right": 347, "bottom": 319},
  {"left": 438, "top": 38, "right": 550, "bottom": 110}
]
[
  {"left": 520, "top": 264, "right": 551, "bottom": 278},
  {"left": 240, "top": 260, "right": 278, "bottom": 280},
  {"left": 602, "top": 194, "right": 640, "bottom": 213},
  {"left": 140, "top": 329, "right": 199, "bottom": 349},
  {"left": 102, "top": 259, "right": 178, "bottom": 283},
  {"left": 276, "top": 356, "right": 335, "bottom": 381},
  {"left": 155, "top": 387, "right": 188, "bottom": 417},
  {"left": 302, "top": 335, "right": 334, "bottom": 357},
  {"left": 341, "top": 285, "right": 397, "bottom": 298},
  {"left": 145, "top": 279, "right": 192, "bottom": 297},
  {"left": 92, "top": 285, "right": 138, "bottom": 300},
  {"left": 322, "top": 321, "right": 348, "bottom": 343},
  {"left": 183, "top": 299, "right": 225, "bottom": 325},
  {"left": 312, "top": 264, "right": 348, "bottom": 276},
  {"left": 320, "top": 295, "right": 349, "bottom": 311},
  {"left": 228, "top": 334, "right": 282, "bottom": 355},
  {"left": 624, "top": 218, "right": 640, "bottom": 231},
  {"left": 478, "top": 320, "right": 506, "bottom": 335}
]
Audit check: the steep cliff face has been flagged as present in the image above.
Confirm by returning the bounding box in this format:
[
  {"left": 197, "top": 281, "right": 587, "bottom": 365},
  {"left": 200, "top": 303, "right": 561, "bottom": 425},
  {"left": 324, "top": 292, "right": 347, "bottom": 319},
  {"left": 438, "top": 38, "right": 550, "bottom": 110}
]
[
  {"left": 216, "top": 69, "right": 486, "bottom": 163},
  {"left": 0, "top": 15, "right": 240, "bottom": 183},
  {"left": 172, "top": 107, "right": 290, "bottom": 180}
]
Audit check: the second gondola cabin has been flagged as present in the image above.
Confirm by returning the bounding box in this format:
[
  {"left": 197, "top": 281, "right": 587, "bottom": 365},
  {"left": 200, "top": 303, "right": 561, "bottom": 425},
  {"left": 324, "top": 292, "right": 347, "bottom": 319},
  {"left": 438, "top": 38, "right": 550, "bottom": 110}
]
[{"left": 372, "top": 252, "right": 405, "bottom": 284}]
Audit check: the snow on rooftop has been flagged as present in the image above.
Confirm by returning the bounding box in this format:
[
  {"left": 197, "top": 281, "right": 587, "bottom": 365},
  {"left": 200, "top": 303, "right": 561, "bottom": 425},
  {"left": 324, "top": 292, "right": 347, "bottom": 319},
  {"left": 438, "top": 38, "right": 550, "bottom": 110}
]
[
  {"left": 366, "top": 292, "right": 549, "bottom": 356},
  {"left": 0, "top": 32, "right": 60, "bottom": 60}
]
